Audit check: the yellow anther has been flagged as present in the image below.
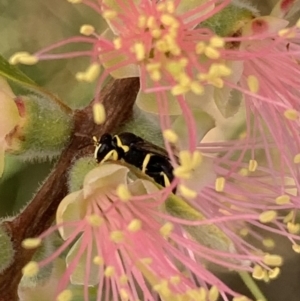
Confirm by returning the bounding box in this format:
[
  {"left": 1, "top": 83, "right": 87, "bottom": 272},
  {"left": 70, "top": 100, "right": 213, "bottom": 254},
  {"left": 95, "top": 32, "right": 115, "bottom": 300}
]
[
  {"left": 208, "top": 286, "right": 219, "bottom": 301},
  {"left": 149, "top": 70, "right": 161, "bottom": 81},
  {"left": 278, "top": 28, "right": 296, "bottom": 38},
  {"left": 102, "top": 9, "right": 117, "bottom": 20},
  {"left": 110, "top": 230, "right": 124, "bottom": 243},
  {"left": 67, "top": 0, "right": 82, "bottom": 3},
  {"left": 57, "top": 290, "right": 73, "bottom": 301},
  {"left": 210, "top": 77, "right": 224, "bottom": 88},
  {"left": 116, "top": 184, "right": 131, "bottom": 202},
  {"left": 93, "top": 256, "right": 104, "bottom": 265},
  {"left": 239, "top": 228, "right": 249, "bottom": 237},
  {"left": 275, "top": 194, "right": 290, "bottom": 205},
  {"left": 233, "top": 296, "right": 250, "bottom": 301},
  {"left": 198, "top": 287, "right": 207, "bottom": 299},
  {"left": 259, "top": 210, "right": 277, "bottom": 223},
  {"left": 178, "top": 73, "right": 191, "bottom": 87},
  {"left": 262, "top": 238, "right": 275, "bottom": 249},
  {"left": 284, "top": 109, "right": 299, "bottom": 120},
  {"left": 120, "top": 288, "right": 129, "bottom": 300},
  {"left": 156, "top": 39, "right": 170, "bottom": 53},
  {"left": 156, "top": 2, "right": 166, "bottom": 12},
  {"left": 153, "top": 280, "right": 171, "bottom": 297},
  {"left": 140, "top": 257, "right": 153, "bottom": 265},
  {"left": 252, "top": 265, "right": 264, "bottom": 280},
  {"left": 93, "top": 103, "right": 106, "bottom": 125},
  {"left": 209, "top": 63, "right": 232, "bottom": 77},
  {"left": 192, "top": 151, "right": 203, "bottom": 167},
  {"left": 268, "top": 267, "right": 280, "bottom": 279},
  {"left": 195, "top": 42, "right": 206, "bottom": 54},
  {"left": 248, "top": 159, "right": 258, "bottom": 172},
  {"left": 171, "top": 85, "right": 190, "bottom": 96},
  {"left": 186, "top": 289, "right": 201, "bottom": 299},
  {"left": 294, "top": 153, "right": 300, "bottom": 164},
  {"left": 166, "top": 61, "right": 185, "bottom": 77},
  {"left": 160, "top": 222, "right": 174, "bottom": 238},
  {"left": 163, "top": 129, "right": 178, "bottom": 143},
  {"left": 247, "top": 75, "right": 259, "bottom": 93},
  {"left": 283, "top": 210, "right": 294, "bottom": 223},
  {"left": 215, "top": 177, "right": 225, "bottom": 192},
  {"left": 263, "top": 254, "right": 283, "bottom": 266},
  {"left": 151, "top": 28, "right": 162, "bottom": 38},
  {"left": 80, "top": 24, "right": 95, "bottom": 36},
  {"left": 76, "top": 63, "right": 100, "bottom": 82},
  {"left": 179, "top": 150, "right": 191, "bottom": 166},
  {"left": 127, "top": 219, "right": 142, "bottom": 232},
  {"left": 86, "top": 214, "right": 103, "bottom": 227},
  {"left": 287, "top": 222, "right": 300, "bottom": 234},
  {"left": 173, "top": 166, "right": 191, "bottom": 179},
  {"left": 113, "top": 37, "right": 122, "bottom": 49},
  {"left": 204, "top": 46, "right": 220, "bottom": 59},
  {"left": 22, "top": 238, "right": 42, "bottom": 249},
  {"left": 168, "top": 44, "right": 181, "bottom": 56},
  {"left": 166, "top": 0, "right": 175, "bottom": 13},
  {"left": 132, "top": 42, "right": 146, "bottom": 61},
  {"left": 120, "top": 274, "right": 129, "bottom": 284},
  {"left": 296, "top": 18, "right": 300, "bottom": 28},
  {"left": 104, "top": 266, "right": 115, "bottom": 277},
  {"left": 170, "top": 275, "right": 180, "bottom": 284},
  {"left": 179, "top": 184, "right": 197, "bottom": 199},
  {"left": 209, "top": 36, "right": 225, "bottom": 48},
  {"left": 190, "top": 81, "right": 204, "bottom": 95},
  {"left": 9, "top": 52, "right": 38, "bottom": 65},
  {"left": 292, "top": 244, "right": 300, "bottom": 253},
  {"left": 138, "top": 15, "right": 147, "bottom": 28},
  {"left": 147, "top": 15, "right": 157, "bottom": 28},
  {"left": 22, "top": 261, "right": 39, "bottom": 277},
  {"left": 146, "top": 62, "right": 161, "bottom": 72},
  {"left": 239, "top": 168, "right": 249, "bottom": 176},
  {"left": 160, "top": 14, "right": 179, "bottom": 28}
]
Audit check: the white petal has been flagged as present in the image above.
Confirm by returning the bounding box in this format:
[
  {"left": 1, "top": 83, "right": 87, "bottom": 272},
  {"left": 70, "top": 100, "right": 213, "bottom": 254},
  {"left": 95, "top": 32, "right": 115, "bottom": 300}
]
[
  {"left": 56, "top": 190, "right": 84, "bottom": 240},
  {"left": 83, "top": 164, "right": 129, "bottom": 198}
]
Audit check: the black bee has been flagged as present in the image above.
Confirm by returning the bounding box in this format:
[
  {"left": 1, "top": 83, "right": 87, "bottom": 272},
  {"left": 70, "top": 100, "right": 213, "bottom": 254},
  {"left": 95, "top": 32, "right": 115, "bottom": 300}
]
[{"left": 93, "top": 132, "right": 174, "bottom": 189}]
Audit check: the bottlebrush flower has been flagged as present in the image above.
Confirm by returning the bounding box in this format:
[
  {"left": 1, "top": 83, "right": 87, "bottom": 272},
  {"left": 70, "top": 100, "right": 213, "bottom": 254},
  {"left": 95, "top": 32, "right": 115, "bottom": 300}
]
[
  {"left": 21, "top": 162, "right": 285, "bottom": 301},
  {"left": 0, "top": 77, "right": 23, "bottom": 177}
]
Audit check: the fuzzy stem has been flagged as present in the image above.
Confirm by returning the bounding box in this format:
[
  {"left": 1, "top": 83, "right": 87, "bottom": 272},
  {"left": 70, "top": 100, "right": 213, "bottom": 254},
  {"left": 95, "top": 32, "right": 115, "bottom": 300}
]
[{"left": 238, "top": 271, "right": 268, "bottom": 301}]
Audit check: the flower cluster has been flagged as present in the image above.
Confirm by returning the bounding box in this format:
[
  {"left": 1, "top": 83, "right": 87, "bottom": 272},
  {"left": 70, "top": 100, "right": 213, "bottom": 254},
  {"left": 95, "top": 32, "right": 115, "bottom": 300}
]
[
  {"left": 22, "top": 163, "right": 284, "bottom": 301},
  {"left": 6, "top": 0, "right": 300, "bottom": 300}
]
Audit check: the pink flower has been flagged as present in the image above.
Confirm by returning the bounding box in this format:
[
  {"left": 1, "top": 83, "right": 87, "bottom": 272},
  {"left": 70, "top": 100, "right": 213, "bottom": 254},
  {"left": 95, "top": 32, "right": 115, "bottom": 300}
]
[{"left": 21, "top": 162, "right": 283, "bottom": 301}]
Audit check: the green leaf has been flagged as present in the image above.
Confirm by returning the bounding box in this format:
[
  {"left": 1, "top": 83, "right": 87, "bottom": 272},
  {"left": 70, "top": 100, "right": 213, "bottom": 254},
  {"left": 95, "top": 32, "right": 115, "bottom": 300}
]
[
  {"left": 172, "top": 110, "right": 215, "bottom": 149},
  {"left": 0, "top": 54, "right": 35, "bottom": 86},
  {"left": 0, "top": 54, "right": 72, "bottom": 113}
]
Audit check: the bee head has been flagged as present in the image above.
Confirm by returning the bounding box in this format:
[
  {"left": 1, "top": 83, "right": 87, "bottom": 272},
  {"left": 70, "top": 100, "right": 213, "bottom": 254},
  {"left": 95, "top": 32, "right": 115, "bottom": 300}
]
[{"left": 94, "top": 133, "right": 119, "bottom": 163}]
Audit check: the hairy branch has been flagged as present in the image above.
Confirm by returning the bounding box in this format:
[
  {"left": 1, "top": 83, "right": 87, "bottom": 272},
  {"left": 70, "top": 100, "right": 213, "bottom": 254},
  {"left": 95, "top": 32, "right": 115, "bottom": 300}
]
[{"left": 0, "top": 77, "right": 139, "bottom": 301}]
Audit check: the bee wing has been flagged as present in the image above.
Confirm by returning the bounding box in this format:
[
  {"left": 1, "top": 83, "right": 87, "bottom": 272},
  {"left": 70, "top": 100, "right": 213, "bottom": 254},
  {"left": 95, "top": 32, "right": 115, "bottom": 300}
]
[{"left": 133, "top": 140, "right": 170, "bottom": 158}]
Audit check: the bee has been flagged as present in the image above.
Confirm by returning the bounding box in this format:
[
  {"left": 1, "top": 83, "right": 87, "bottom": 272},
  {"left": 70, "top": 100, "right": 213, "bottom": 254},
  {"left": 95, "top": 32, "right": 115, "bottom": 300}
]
[{"left": 93, "top": 132, "right": 175, "bottom": 189}]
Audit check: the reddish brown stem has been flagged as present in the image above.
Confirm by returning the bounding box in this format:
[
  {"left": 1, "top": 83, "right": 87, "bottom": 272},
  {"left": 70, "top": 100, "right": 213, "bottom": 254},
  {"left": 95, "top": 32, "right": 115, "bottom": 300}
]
[{"left": 0, "top": 77, "right": 139, "bottom": 301}]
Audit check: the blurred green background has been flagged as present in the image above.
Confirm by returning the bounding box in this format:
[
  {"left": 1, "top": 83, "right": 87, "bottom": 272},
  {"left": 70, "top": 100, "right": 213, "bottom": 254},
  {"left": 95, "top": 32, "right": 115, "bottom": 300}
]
[{"left": 0, "top": 0, "right": 107, "bottom": 215}]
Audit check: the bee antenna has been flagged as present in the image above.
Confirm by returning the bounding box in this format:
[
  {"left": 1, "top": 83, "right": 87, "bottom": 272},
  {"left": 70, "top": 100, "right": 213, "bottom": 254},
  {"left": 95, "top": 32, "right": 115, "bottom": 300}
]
[{"left": 93, "top": 136, "right": 99, "bottom": 146}]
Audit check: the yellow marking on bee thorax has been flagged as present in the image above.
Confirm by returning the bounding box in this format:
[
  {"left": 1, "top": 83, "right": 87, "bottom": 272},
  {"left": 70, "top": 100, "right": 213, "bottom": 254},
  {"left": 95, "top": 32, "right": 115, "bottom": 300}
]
[
  {"left": 142, "top": 153, "right": 153, "bottom": 173},
  {"left": 94, "top": 143, "right": 101, "bottom": 159},
  {"left": 102, "top": 149, "right": 119, "bottom": 163},
  {"left": 114, "top": 135, "right": 130, "bottom": 152},
  {"left": 160, "top": 172, "right": 170, "bottom": 186}
]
